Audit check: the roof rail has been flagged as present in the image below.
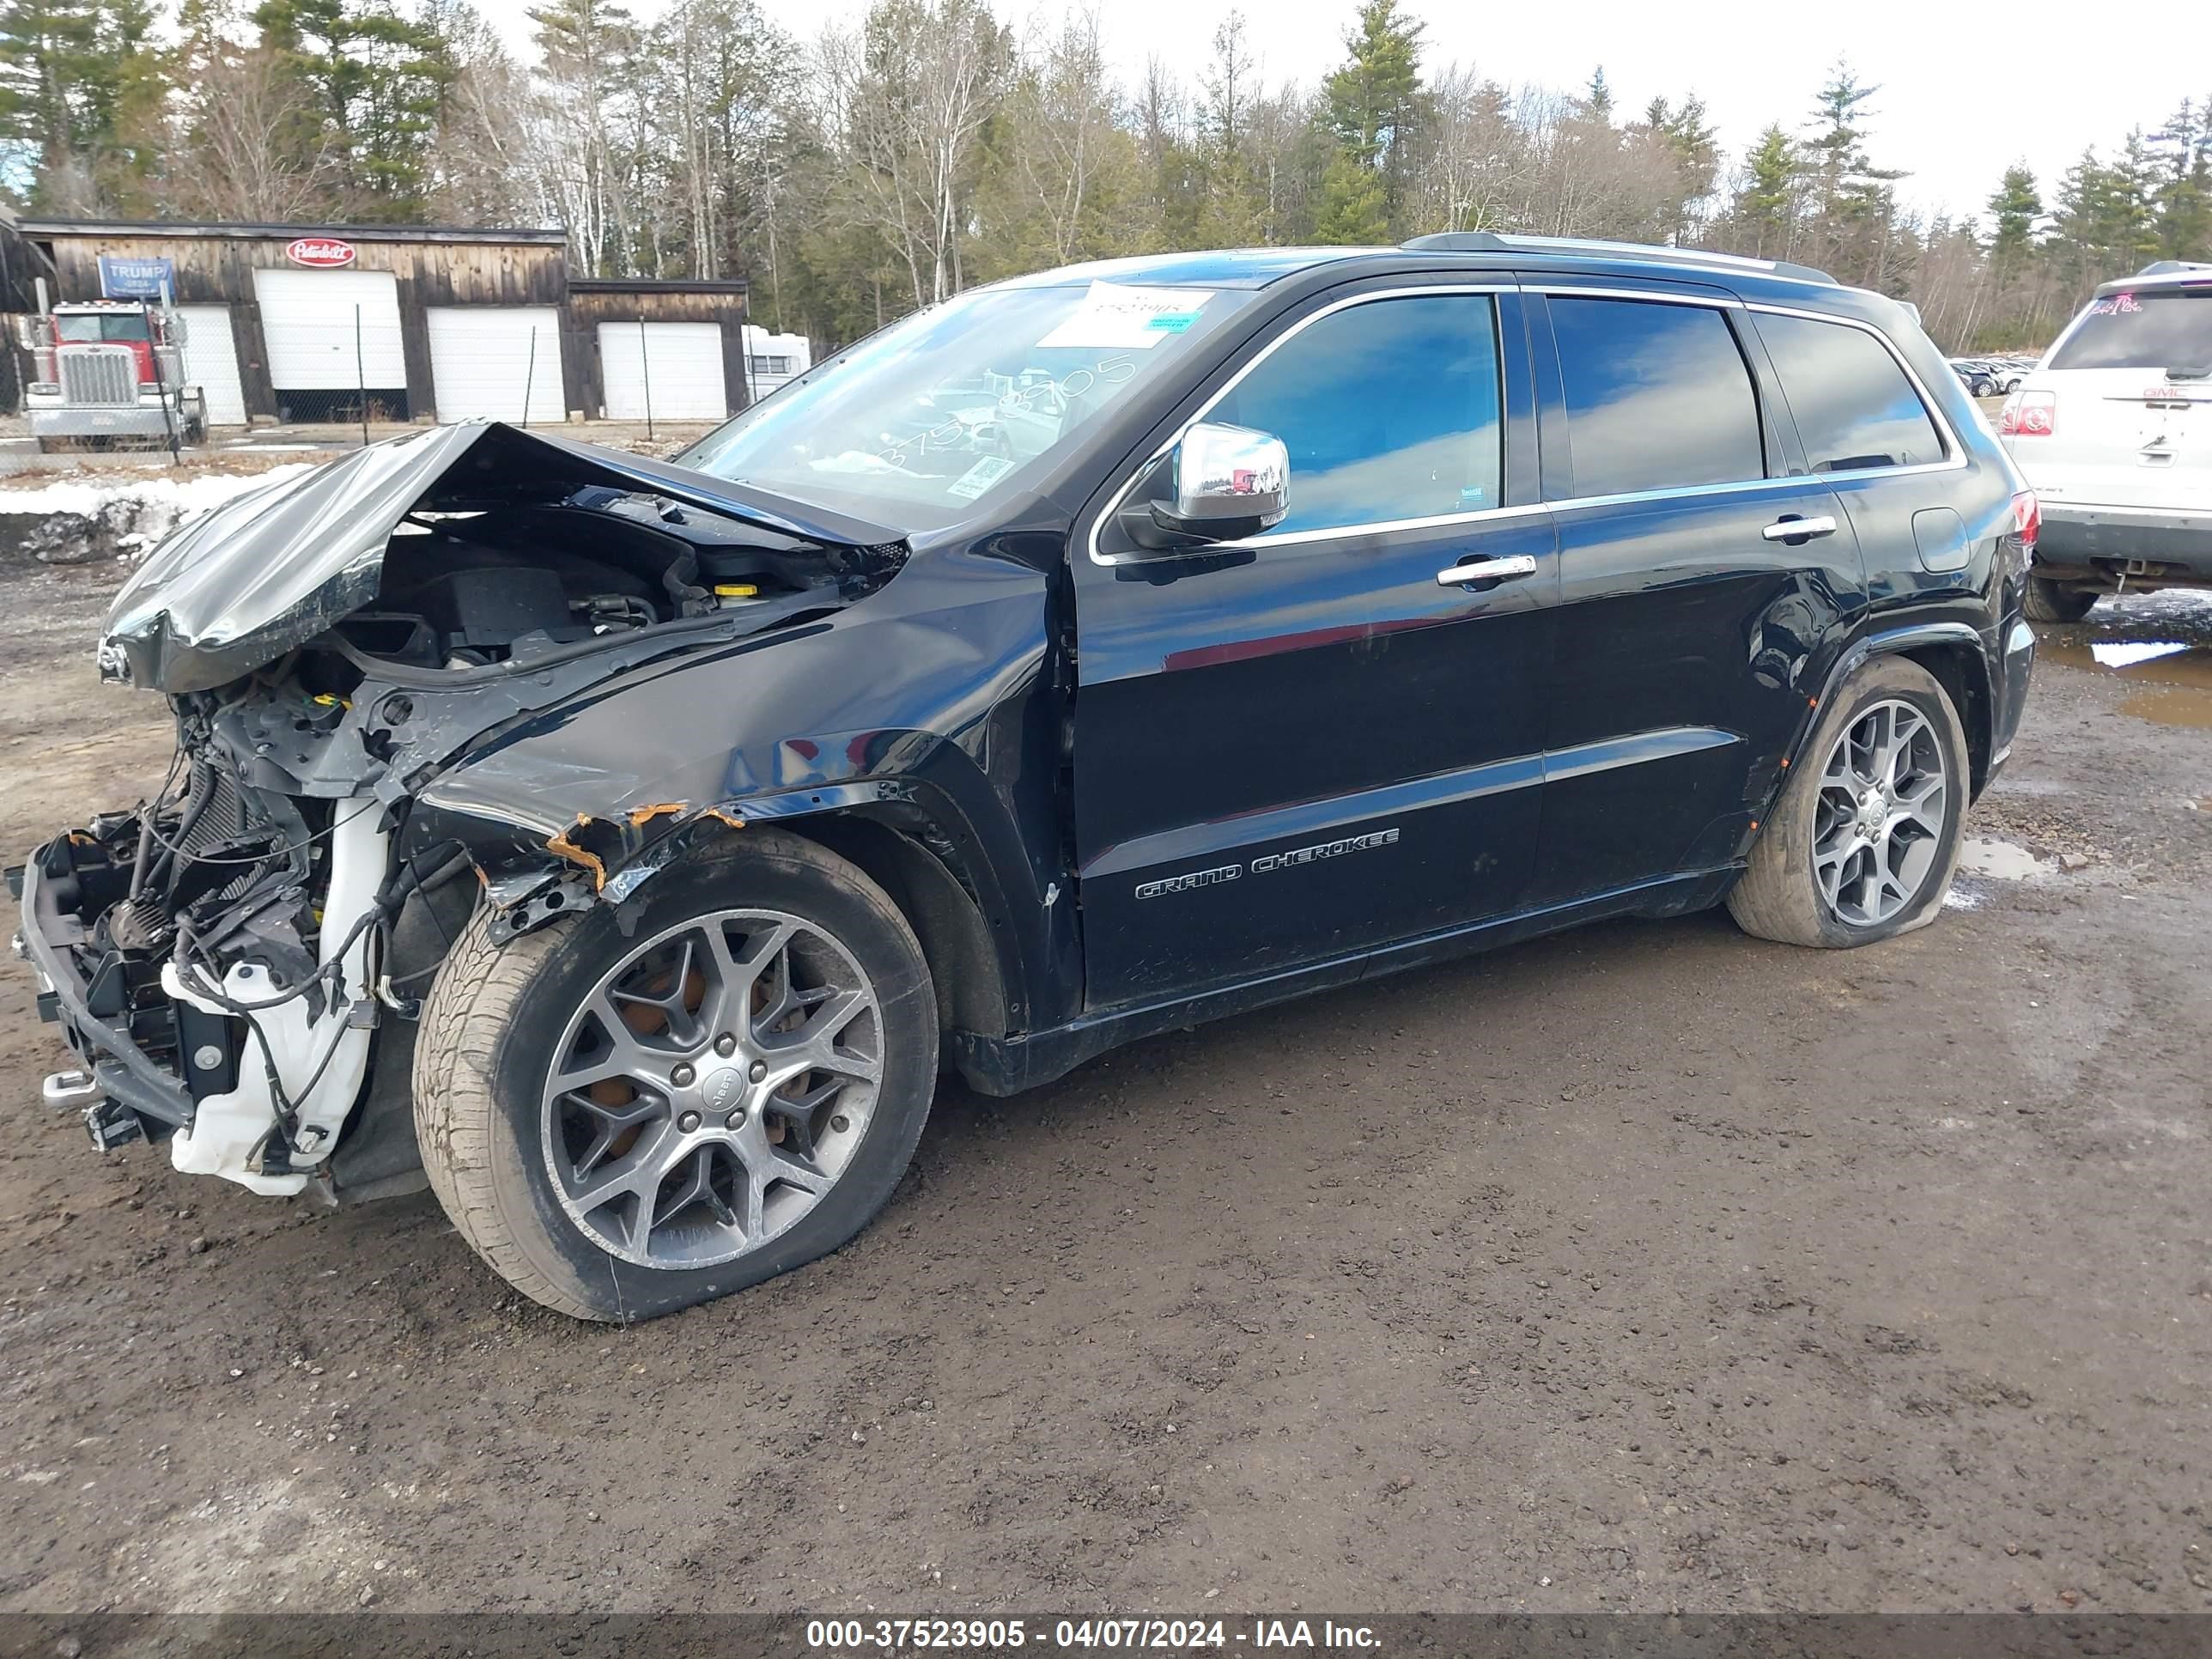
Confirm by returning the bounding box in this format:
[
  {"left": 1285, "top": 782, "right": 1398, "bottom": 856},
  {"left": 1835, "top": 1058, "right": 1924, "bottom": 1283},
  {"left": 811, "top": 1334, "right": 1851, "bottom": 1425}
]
[
  {"left": 2137, "top": 259, "right": 2212, "bottom": 276},
  {"left": 1399, "top": 231, "right": 1837, "bottom": 286},
  {"left": 1401, "top": 232, "right": 1509, "bottom": 253}
]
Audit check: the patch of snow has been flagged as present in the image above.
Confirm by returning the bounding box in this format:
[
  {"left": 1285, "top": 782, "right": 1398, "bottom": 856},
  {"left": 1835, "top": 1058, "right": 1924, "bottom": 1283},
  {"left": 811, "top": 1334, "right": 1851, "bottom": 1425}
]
[
  {"left": 2098, "top": 587, "right": 2212, "bottom": 623},
  {"left": 0, "top": 465, "right": 312, "bottom": 523},
  {"left": 2090, "top": 640, "right": 2191, "bottom": 668},
  {"left": 0, "top": 465, "right": 315, "bottom": 565}
]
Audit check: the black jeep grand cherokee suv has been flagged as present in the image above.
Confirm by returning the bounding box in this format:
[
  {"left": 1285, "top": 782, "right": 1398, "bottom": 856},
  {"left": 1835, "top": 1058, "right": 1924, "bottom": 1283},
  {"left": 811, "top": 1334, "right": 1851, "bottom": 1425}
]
[{"left": 14, "top": 234, "right": 2036, "bottom": 1320}]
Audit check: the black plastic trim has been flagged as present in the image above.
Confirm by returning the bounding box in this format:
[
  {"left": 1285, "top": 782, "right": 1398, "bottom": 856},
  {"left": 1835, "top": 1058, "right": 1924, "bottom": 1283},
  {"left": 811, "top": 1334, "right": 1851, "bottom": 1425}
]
[{"left": 15, "top": 859, "right": 194, "bottom": 1125}]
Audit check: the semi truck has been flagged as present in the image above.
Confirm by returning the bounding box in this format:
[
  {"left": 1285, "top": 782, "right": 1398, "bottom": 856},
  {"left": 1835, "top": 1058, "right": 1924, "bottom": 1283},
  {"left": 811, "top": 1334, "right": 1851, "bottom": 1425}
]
[{"left": 16, "top": 282, "right": 207, "bottom": 452}]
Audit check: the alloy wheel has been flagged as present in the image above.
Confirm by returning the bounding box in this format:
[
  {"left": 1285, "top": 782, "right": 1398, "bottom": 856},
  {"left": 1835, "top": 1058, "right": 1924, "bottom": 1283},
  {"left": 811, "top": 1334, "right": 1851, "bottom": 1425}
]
[
  {"left": 540, "top": 909, "right": 884, "bottom": 1268},
  {"left": 1810, "top": 698, "right": 1949, "bottom": 928}
]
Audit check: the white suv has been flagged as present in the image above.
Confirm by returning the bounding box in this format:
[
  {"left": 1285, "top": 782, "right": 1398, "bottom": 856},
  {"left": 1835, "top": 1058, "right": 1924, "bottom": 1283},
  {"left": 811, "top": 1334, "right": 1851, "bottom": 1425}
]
[{"left": 1998, "top": 260, "right": 2212, "bottom": 620}]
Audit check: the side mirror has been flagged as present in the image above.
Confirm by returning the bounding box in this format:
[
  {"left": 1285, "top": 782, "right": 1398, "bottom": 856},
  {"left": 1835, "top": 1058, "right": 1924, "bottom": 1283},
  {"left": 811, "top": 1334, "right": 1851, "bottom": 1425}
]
[
  {"left": 164, "top": 313, "right": 189, "bottom": 345},
  {"left": 1121, "top": 421, "right": 1289, "bottom": 551}
]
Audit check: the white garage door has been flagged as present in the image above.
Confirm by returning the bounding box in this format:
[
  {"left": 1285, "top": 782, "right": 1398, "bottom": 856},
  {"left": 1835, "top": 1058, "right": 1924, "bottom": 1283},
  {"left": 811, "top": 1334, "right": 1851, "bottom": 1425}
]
[
  {"left": 176, "top": 306, "right": 247, "bottom": 426},
  {"left": 252, "top": 268, "right": 405, "bottom": 390},
  {"left": 427, "top": 307, "right": 566, "bottom": 423},
  {"left": 599, "top": 321, "right": 728, "bottom": 420}
]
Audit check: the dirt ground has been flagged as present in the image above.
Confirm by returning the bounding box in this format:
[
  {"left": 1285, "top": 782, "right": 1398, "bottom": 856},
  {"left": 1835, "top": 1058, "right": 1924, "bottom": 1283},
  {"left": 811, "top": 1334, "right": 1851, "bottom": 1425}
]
[{"left": 1, "top": 548, "right": 2208, "bottom": 1618}]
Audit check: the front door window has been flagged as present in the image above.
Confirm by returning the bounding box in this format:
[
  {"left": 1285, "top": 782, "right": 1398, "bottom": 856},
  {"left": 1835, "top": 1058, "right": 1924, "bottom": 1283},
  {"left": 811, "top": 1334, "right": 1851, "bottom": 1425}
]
[{"left": 1212, "top": 295, "right": 1506, "bottom": 536}]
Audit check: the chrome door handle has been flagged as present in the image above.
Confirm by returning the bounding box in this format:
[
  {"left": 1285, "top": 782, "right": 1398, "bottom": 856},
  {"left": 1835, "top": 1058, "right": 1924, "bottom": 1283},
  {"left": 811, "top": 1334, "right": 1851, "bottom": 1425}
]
[
  {"left": 1434, "top": 554, "right": 1539, "bottom": 587},
  {"left": 1763, "top": 514, "right": 1838, "bottom": 542}
]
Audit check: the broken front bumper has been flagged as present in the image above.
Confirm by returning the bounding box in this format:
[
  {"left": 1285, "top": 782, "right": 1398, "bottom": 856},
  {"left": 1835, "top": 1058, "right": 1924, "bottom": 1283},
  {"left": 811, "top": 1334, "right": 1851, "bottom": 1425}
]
[
  {"left": 11, "top": 797, "right": 392, "bottom": 1195},
  {"left": 9, "top": 850, "right": 201, "bottom": 1146}
]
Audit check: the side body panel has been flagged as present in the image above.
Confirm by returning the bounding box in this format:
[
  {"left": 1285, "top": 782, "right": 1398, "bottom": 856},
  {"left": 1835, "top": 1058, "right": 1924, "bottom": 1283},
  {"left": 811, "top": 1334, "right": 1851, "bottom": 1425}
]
[
  {"left": 411, "top": 250, "right": 2032, "bottom": 1101},
  {"left": 1066, "top": 281, "right": 1559, "bottom": 1009},
  {"left": 1765, "top": 307, "right": 2033, "bottom": 787},
  {"left": 1523, "top": 283, "right": 1868, "bottom": 903}
]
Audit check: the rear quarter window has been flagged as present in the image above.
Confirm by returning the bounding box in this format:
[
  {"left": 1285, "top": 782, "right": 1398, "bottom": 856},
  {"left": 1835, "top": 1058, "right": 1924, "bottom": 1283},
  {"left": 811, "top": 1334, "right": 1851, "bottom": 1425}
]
[
  {"left": 2048, "top": 288, "right": 2212, "bottom": 374},
  {"left": 1754, "top": 312, "right": 1947, "bottom": 472}
]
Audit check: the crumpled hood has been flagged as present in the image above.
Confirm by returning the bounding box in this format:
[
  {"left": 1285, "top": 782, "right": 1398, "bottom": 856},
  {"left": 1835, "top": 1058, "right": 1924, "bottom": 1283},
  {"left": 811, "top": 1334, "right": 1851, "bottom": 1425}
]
[{"left": 101, "top": 422, "right": 903, "bottom": 695}]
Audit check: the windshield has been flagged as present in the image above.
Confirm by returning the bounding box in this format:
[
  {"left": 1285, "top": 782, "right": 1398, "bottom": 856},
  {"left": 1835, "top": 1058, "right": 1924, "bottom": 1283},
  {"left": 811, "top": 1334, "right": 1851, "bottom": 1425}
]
[
  {"left": 678, "top": 281, "right": 1255, "bottom": 531},
  {"left": 2049, "top": 287, "right": 2212, "bottom": 374},
  {"left": 58, "top": 313, "right": 151, "bottom": 344}
]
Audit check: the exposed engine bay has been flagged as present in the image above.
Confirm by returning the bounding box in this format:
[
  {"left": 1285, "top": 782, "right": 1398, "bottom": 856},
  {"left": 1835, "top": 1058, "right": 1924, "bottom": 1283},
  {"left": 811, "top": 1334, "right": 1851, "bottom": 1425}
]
[
  {"left": 344, "top": 489, "right": 840, "bottom": 674},
  {"left": 12, "top": 422, "right": 908, "bottom": 1197}
]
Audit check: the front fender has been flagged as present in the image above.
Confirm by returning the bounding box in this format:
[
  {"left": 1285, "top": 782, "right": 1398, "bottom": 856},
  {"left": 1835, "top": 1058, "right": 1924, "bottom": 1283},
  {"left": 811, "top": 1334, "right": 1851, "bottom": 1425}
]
[{"left": 403, "top": 556, "right": 1074, "bottom": 1033}]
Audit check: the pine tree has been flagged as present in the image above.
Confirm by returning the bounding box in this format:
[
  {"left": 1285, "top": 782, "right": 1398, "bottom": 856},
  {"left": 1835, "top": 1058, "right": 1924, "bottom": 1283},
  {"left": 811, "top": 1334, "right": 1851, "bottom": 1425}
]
[
  {"left": 2106, "top": 131, "right": 2164, "bottom": 268},
  {"left": 2149, "top": 99, "right": 2212, "bottom": 261},
  {"left": 1801, "top": 62, "right": 1907, "bottom": 289},
  {"left": 252, "top": 0, "right": 451, "bottom": 216},
  {"left": 0, "top": 0, "right": 94, "bottom": 191},
  {"left": 1985, "top": 163, "right": 2040, "bottom": 277},
  {"left": 1729, "top": 123, "right": 1798, "bottom": 258},
  {"left": 1634, "top": 92, "right": 1719, "bottom": 242},
  {"left": 0, "top": 0, "right": 162, "bottom": 210},
  {"left": 2049, "top": 143, "right": 2158, "bottom": 289},
  {"left": 1581, "top": 66, "right": 1612, "bottom": 124},
  {"left": 1316, "top": 0, "right": 1425, "bottom": 240},
  {"left": 1313, "top": 145, "right": 1387, "bottom": 243}
]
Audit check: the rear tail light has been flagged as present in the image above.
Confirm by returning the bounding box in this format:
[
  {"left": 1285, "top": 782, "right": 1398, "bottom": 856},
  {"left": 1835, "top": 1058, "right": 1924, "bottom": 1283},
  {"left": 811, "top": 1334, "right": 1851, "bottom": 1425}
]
[
  {"left": 2011, "top": 489, "right": 2039, "bottom": 553},
  {"left": 2000, "top": 390, "right": 2057, "bottom": 436}
]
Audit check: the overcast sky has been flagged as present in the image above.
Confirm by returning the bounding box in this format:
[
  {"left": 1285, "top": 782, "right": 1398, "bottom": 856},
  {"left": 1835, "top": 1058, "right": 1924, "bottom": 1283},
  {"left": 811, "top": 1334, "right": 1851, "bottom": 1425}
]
[{"left": 472, "top": 0, "right": 2209, "bottom": 226}]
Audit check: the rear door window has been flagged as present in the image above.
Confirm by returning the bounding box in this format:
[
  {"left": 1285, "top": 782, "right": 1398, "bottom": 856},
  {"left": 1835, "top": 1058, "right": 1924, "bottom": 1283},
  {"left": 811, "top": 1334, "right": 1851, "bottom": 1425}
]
[
  {"left": 1547, "top": 297, "right": 1765, "bottom": 497},
  {"left": 2049, "top": 287, "right": 2212, "bottom": 374},
  {"left": 1755, "top": 311, "right": 1947, "bottom": 471},
  {"left": 1212, "top": 294, "right": 1504, "bottom": 535}
]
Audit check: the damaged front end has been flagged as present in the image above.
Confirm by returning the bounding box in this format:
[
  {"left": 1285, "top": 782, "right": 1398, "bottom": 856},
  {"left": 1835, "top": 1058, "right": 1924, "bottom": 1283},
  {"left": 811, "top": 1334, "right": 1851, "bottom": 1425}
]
[{"left": 11, "top": 422, "right": 906, "bottom": 1198}]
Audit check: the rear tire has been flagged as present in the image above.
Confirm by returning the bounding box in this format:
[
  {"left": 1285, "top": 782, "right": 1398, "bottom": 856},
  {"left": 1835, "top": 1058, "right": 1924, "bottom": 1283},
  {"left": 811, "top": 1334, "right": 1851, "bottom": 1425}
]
[
  {"left": 1727, "top": 657, "right": 1969, "bottom": 949},
  {"left": 2022, "top": 577, "right": 2098, "bottom": 623},
  {"left": 412, "top": 830, "right": 938, "bottom": 1322}
]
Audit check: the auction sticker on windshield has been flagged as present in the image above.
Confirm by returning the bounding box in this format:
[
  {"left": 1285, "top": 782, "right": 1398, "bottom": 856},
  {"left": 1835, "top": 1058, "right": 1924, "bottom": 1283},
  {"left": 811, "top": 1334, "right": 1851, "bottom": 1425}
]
[
  {"left": 946, "top": 456, "right": 1016, "bottom": 500},
  {"left": 1039, "top": 283, "right": 1215, "bottom": 349}
]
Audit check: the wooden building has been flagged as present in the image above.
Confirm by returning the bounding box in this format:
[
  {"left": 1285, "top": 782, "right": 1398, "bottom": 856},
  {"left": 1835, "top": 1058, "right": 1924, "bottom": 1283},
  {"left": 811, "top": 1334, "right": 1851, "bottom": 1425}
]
[{"left": 9, "top": 219, "right": 750, "bottom": 428}]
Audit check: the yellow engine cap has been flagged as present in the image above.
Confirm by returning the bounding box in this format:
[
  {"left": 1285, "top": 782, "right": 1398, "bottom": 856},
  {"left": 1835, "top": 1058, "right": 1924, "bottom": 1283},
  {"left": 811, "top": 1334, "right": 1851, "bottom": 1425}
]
[{"left": 713, "top": 583, "right": 759, "bottom": 598}]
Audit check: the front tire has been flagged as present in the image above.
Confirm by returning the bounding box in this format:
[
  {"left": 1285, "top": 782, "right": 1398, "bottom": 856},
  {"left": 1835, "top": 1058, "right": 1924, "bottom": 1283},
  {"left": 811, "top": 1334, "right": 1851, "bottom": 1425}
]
[
  {"left": 2022, "top": 577, "right": 2098, "bottom": 623},
  {"left": 412, "top": 830, "right": 938, "bottom": 1322},
  {"left": 1727, "top": 657, "right": 1969, "bottom": 949}
]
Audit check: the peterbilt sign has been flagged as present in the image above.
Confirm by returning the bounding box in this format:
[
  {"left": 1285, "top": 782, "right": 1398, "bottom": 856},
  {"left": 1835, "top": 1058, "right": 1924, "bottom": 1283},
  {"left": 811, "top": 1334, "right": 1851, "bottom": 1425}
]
[{"left": 285, "top": 237, "right": 357, "bottom": 269}]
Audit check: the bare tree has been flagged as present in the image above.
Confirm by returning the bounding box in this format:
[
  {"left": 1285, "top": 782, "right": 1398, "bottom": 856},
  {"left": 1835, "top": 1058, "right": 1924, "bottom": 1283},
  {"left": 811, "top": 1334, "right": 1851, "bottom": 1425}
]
[
  {"left": 166, "top": 46, "right": 342, "bottom": 221},
  {"left": 1419, "top": 64, "right": 1532, "bottom": 232},
  {"left": 1198, "top": 9, "right": 1265, "bottom": 244},
  {"left": 824, "top": 0, "right": 1007, "bottom": 306},
  {"left": 527, "top": 0, "right": 638, "bottom": 275},
  {"left": 422, "top": 2, "right": 537, "bottom": 224},
  {"left": 72, "top": 0, "right": 2145, "bottom": 360},
  {"left": 1006, "top": 8, "right": 1118, "bottom": 266}
]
